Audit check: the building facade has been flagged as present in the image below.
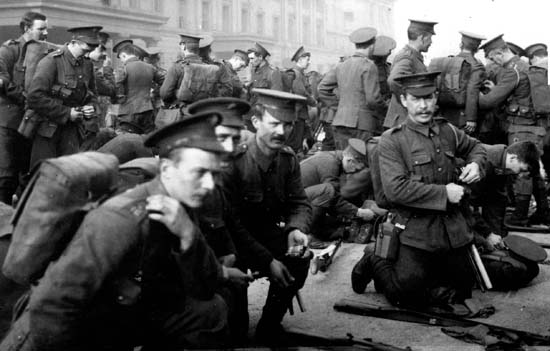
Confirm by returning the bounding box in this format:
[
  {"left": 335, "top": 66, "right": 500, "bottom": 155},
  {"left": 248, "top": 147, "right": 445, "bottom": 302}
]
[{"left": 0, "top": 0, "right": 395, "bottom": 73}]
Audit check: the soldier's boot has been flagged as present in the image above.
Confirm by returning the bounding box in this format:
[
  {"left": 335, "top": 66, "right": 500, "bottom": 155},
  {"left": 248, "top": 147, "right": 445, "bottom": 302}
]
[
  {"left": 508, "top": 195, "right": 531, "bottom": 226},
  {"left": 351, "top": 246, "right": 378, "bottom": 293},
  {"left": 529, "top": 181, "right": 550, "bottom": 225},
  {"left": 255, "top": 287, "right": 292, "bottom": 345}
]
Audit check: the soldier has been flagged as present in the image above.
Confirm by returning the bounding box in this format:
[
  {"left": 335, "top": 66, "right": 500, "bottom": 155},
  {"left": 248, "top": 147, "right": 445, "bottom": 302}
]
[
  {"left": 370, "top": 35, "right": 397, "bottom": 125},
  {"left": 479, "top": 35, "right": 549, "bottom": 226},
  {"left": 144, "top": 47, "right": 167, "bottom": 116},
  {"left": 0, "top": 111, "right": 252, "bottom": 350},
  {"left": 0, "top": 11, "right": 48, "bottom": 204},
  {"left": 222, "top": 49, "right": 249, "bottom": 98},
  {"left": 285, "top": 46, "right": 317, "bottom": 155},
  {"left": 352, "top": 72, "right": 486, "bottom": 309},
  {"left": 27, "top": 26, "right": 100, "bottom": 168},
  {"left": 244, "top": 42, "right": 284, "bottom": 129},
  {"left": 89, "top": 32, "right": 116, "bottom": 128},
  {"left": 198, "top": 34, "right": 215, "bottom": 63},
  {"left": 223, "top": 89, "right": 311, "bottom": 343},
  {"left": 318, "top": 27, "right": 385, "bottom": 149},
  {"left": 115, "top": 44, "right": 164, "bottom": 134},
  {"left": 383, "top": 19, "right": 437, "bottom": 129},
  {"left": 188, "top": 97, "right": 254, "bottom": 345},
  {"left": 525, "top": 43, "right": 548, "bottom": 69},
  {"left": 300, "top": 138, "right": 377, "bottom": 240},
  {"left": 160, "top": 34, "right": 231, "bottom": 107},
  {"left": 428, "top": 31, "right": 486, "bottom": 134}
]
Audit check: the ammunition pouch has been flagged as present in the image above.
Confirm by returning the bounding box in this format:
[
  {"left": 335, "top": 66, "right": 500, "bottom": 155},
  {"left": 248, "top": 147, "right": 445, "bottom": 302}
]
[
  {"left": 17, "top": 109, "right": 42, "bottom": 139},
  {"left": 51, "top": 84, "right": 73, "bottom": 100},
  {"left": 507, "top": 124, "right": 546, "bottom": 151}
]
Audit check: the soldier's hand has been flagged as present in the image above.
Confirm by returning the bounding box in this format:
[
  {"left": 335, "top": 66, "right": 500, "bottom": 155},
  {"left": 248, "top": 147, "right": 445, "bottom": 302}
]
[
  {"left": 485, "top": 233, "right": 505, "bottom": 251},
  {"left": 269, "top": 259, "right": 295, "bottom": 288},
  {"left": 459, "top": 162, "right": 481, "bottom": 184},
  {"left": 356, "top": 208, "right": 375, "bottom": 221},
  {"left": 446, "top": 183, "right": 465, "bottom": 204},
  {"left": 464, "top": 121, "right": 477, "bottom": 134},
  {"left": 146, "top": 194, "right": 195, "bottom": 251},
  {"left": 288, "top": 229, "right": 309, "bottom": 248},
  {"left": 222, "top": 266, "right": 254, "bottom": 286},
  {"left": 219, "top": 254, "right": 236, "bottom": 267},
  {"left": 70, "top": 107, "right": 83, "bottom": 121},
  {"left": 483, "top": 80, "right": 495, "bottom": 91}
]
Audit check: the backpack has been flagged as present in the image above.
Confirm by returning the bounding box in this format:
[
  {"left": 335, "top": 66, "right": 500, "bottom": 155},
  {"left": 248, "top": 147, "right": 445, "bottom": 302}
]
[
  {"left": 526, "top": 66, "right": 550, "bottom": 114},
  {"left": 176, "top": 61, "right": 221, "bottom": 103},
  {"left": 428, "top": 56, "right": 470, "bottom": 107},
  {"left": 3, "top": 152, "right": 156, "bottom": 285}
]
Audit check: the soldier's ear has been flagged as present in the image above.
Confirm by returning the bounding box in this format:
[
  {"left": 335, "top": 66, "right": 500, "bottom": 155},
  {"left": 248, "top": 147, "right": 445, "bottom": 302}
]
[
  {"left": 251, "top": 115, "right": 260, "bottom": 129},
  {"left": 399, "top": 94, "right": 407, "bottom": 107}
]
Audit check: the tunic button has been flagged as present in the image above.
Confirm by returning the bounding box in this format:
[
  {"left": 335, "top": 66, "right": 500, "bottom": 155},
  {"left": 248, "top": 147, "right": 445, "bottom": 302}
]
[
  {"left": 436, "top": 149, "right": 440, "bottom": 153},
  {"left": 117, "top": 295, "right": 124, "bottom": 301},
  {"left": 430, "top": 133, "right": 434, "bottom": 137},
  {"left": 17, "top": 335, "right": 22, "bottom": 340},
  {"left": 438, "top": 167, "right": 442, "bottom": 172},
  {"left": 78, "top": 75, "right": 82, "bottom": 78},
  {"left": 210, "top": 223, "right": 215, "bottom": 228}
]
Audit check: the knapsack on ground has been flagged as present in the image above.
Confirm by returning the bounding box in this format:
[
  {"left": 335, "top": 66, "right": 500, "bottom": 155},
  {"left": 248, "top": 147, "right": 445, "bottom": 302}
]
[
  {"left": 0, "top": 152, "right": 156, "bottom": 285},
  {"left": 428, "top": 56, "right": 469, "bottom": 107}
]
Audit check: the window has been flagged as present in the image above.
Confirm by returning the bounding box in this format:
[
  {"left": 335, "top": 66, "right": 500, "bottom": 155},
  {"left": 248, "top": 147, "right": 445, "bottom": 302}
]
[
  {"left": 257, "top": 12, "right": 265, "bottom": 36},
  {"left": 178, "top": 0, "right": 186, "bottom": 28},
  {"left": 222, "top": 4, "right": 232, "bottom": 32},
  {"left": 273, "top": 16, "right": 280, "bottom": 40},
  {"left": 316, "top": 0, "right": 324, "bottom": 14},
  {"left": 129, "top": 0, "right": 139, "bottom": 8},
  {"left": 288, "top": 14, "right": 296, "bottom": 42},
  {"left": 153, "top": 0, "right": 162, "bottom": 12},
  {"left": 302, "top": 0, "right": 310, "bottom": 11},
  {"left": 201, "top": 1, "right": 211, "bottom": 31},
  {"left": 241, "top": 7, "right": 250, "bottom": 32}
]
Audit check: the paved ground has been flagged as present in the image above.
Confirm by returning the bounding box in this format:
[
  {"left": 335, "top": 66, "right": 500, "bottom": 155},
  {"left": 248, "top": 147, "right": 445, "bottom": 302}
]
[{"left": 247, "top": 242, "right": 550, "bottom": 350}]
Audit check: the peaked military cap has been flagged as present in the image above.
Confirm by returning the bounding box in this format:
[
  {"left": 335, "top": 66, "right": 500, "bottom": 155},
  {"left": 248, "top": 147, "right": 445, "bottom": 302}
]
[
  {"left": 506, "top": 42, "right": 525, "bottom": 57},
  {"left": 525, "top": 43, "right": 547, "bottom": 59},
  {"left": 394, "top": 71, "right": 441, "bottom": 96},
  {"left": 479, "top": 34, "right": 506, "bottom": 55},
  {"left": 146, "top": 46, "right": 161, "bottom": 56},
  {"left": 67, "top": 26, "right": 102, "bottom": 46},
  {"left": 459, "top": 30, "right": 486, "bottom": 50},
  {"left": 113, "top": 39, "right": 133, "bottom": 53},
  {"left": 291, "top": 46, "right": 311, "bottom": 62},
  {"left": 233, "top": 49, "right": 250, "bottom": 65},
  {"left": 408, "top": 19, "right": 437, "bottom": 35},
  {"left": 179, "top": 33, "right": 202, "bottom": 50},
  {"left": 187, "top": 98, "right": 250, "bottom": 128},
  {"left": 199, "top": 34, "right": 214, "bottom": 49},
  {"left": 349, "top": 27, "right": 377, "bottom": 45},
  {"left": 347, "top": 138, "right": 367, "bottom": 163},
  {"left": 98, "top": 32, "right": 110, "bottom": 49},
  {"left": 144, "top": 111, "right": 225, "bottom": 155},
  {"left": 131, "top": 44, "right": 149, "bottom": 59},
  {"left": 504, "top": 235, "right": 547, "bottom": 263},
  {"left": 371, "top": 35, "right": 396, "bottom": 57},
  {"left": 252, "top": 88, "right": 306, "bottom": 122},
  {"left": 247, "top": 42, "right": 270, "bottom": 58}
]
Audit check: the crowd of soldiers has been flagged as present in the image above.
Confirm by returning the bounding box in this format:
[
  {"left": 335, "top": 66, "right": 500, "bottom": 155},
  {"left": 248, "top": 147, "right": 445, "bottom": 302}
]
[{"left": 0, "top": 9, "right": 548, "bottom": 350}]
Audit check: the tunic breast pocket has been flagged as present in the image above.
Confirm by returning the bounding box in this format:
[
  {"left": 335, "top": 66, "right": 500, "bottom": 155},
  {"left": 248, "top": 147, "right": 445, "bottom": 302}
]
[
  {"left": 63, "top": 74, "right": 77, "bottom": 89},
  {"left": 411, "top": 153, "right": 432, "bottom": 182},
  {"left": 243, "top": 190, "right": 264, "bottom": 203},
  {"left": 255, "top": 79, "right": 270, "bottom": 89}
]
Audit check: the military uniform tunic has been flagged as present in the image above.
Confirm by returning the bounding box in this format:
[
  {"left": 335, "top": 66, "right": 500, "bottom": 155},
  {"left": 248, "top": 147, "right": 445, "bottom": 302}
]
[
  {"left": 0, "top": 178, "right": 228, "bottom": 350},
  {"left": 27, "top": 45, "right": 97, "bottom": 168},
  {"left": 383, "top": 45, "right": 427, "bottom": 128},
  {"left": 222, "top": 60, "right": 245, "bottom": 98}
]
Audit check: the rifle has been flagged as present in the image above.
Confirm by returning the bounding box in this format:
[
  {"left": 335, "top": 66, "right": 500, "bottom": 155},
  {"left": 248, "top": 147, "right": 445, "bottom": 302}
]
[
  {"left": 284, "top": 328, "right": 412, "bottom": 350},
  {"left": 334, "top": 299, "right": 550, "bottom": 346},
  {"left": 310, "top": 237, "right": 343, "bottom": 274}
]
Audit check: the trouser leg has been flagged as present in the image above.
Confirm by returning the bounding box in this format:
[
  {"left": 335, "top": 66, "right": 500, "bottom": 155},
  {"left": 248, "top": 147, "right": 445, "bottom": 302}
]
[{"left": 0, "top": 127, "right": 30, "bottom": 204}]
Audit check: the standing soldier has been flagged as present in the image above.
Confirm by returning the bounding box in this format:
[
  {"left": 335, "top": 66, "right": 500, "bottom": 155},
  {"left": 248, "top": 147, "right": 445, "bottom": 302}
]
[
  {"left": 370, "top": 35, "right": 396, "bottom": 125},
  {"left": 245, "top": 42, "right": 283, "bottom": 130},
  {"left": 115, "top": 44, "right": 164, "bottom": 134},
  {"left": 0, "top": 11, "right": 48, "bottom": 204},
  {"left": 285, "top": 46, "right": 317, "bottom": 155},
  {"left": 479, "top": 35, "right": 550, "bottom": 226},
  {"left": 90, "top": 32, "right": 116, "bottom": 127},
  {"left": 144, "top": 47, "right": 167, "bottom": 117},
  {"left": 223, "top": 89, "right": 311, "bottom": 344},
  {"left": 318, "top": 27, "right": 385, "bottom": 149},
  {"left": 428, "top": 31, "right": 486, "bottom": 134},
  {"left": 160, "top": 34, "right": 231, "bottom": 108},
  {"left": 222, "top": 50, "right": 249, "bottom": 98},
  {"left": 27, "top": 26, "right": 100, "bottom": 168},
  {"left": 383, "top": 19, "right": 437, "bottom": 129}
]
